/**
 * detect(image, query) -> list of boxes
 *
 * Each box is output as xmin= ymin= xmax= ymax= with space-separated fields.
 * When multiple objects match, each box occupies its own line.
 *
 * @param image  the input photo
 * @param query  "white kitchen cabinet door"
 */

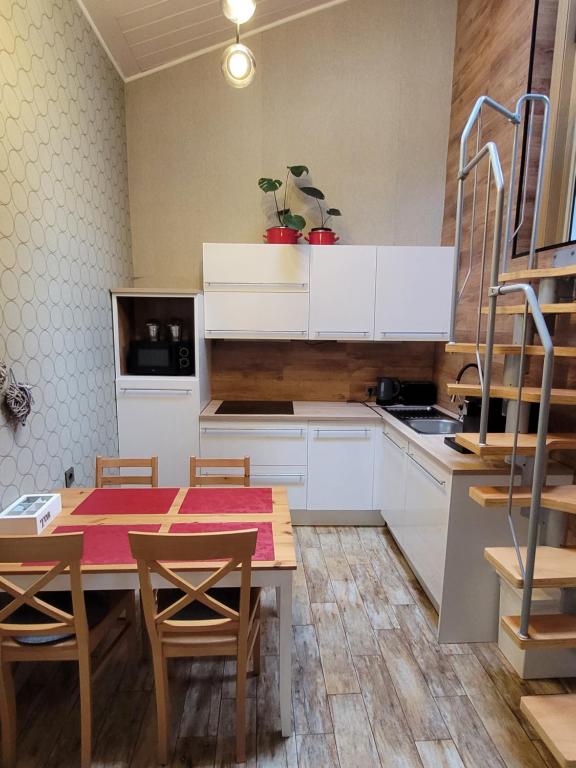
xmin=203 ymin=243 xmax=309 ymax=288
xmin=379 ymin=427 xmax=408 ymax=533
xmin=116 ymin=380 xmax=200 ymax=487
xmin=309 ymin=246 xmax=376 ymax=339
xmin=250 ymin=466 xmax=308 ymax=509
xmin=307 ymin=423 xmax=375 ymax=510
xmin=401 ymin=447 xmax=450 ymax=607
xmin=374 ymin=246 xmax=455 ymax=341
xmin=204 ymin=291 xmax=309 ymax=339
xmin=200 ymin=422 xmax=308 ymax=466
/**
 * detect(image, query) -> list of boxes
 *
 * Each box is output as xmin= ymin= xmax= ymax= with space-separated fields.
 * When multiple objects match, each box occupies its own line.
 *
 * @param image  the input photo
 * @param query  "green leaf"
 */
xmin=299 ymin=186 xmax=325 ymax=200
xmin=282 ymin=212 xmax=306 ymax=231
xmin=258 ymin=178 xmax=283 ymax=193
xmin=288 ymin=165 xmax=309 ymax=178
xmin=326 ymin=208 xmax=341 ymax=216
xmin=277 ymin=208 xmax=290 ymax=217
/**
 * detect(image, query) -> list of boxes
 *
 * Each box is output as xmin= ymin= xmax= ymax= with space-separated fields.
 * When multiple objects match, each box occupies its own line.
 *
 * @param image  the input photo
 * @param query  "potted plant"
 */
xmin=300 ymin=185 xmax=342 ymax=245
xmin=258 ymin=165 xmax=308 ymax=244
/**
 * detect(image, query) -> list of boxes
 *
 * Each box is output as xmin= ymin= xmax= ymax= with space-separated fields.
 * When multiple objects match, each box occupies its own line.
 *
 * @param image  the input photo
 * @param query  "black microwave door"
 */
xmin=128 ymin=343 xmax=173 ymax=375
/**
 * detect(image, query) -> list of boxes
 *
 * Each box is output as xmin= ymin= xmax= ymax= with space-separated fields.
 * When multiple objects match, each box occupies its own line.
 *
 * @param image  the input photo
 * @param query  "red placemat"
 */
xmin=49 ymin=525 xmax=161 ymax=565
xmin=169 ymin=522 xmax=275 ymax=561
xmin=72 ymin=488 xmax=179 ymax=516
xmin=178 ymin=487 xmax=273 ymax=515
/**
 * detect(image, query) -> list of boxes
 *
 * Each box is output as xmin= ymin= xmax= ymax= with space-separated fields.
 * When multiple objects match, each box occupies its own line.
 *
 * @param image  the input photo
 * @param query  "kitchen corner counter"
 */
xmin=200 ymin=400 xmax=381 ymax=422
xmin=375 ymin=406 xmax=513 ymax=475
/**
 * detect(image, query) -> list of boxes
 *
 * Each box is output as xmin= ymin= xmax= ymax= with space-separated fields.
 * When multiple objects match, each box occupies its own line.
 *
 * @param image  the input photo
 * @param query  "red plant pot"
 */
xmin=264 ymin=226 xmax=302 ymax=244
xmin=305 ymin=228 xmax=340 ymax=245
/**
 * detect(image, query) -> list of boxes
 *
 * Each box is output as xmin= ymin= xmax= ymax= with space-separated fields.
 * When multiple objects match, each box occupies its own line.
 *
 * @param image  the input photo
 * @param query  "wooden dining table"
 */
xmin=2 ymin=485 xmax=297 ymax=736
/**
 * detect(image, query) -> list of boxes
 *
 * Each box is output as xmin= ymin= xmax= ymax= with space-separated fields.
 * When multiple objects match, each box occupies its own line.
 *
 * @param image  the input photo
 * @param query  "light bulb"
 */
xmin=221 ymin=0 xmax=256 ymax=24
xmin=221 ymin=42 xmax=256 ymax=88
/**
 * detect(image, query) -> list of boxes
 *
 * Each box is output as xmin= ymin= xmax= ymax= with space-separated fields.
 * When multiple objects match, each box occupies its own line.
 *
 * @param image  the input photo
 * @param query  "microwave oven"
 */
xmin=127 ymin=341 xmax=195 ymax=376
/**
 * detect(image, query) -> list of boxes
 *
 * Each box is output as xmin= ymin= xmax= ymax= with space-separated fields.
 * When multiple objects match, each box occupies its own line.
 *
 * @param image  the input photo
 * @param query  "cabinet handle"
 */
xmin=378 ymin=331 xmax=445 ymax=337
xmin=204 ymin=281 xmax=308 ymax=289
xmin=201 ymin=427 xmax=305 ymax=437
xmin=205 ymin=330 xmax=307 ymax=336
xmin=314 ymin=429 xmax=371 ymax=438
xmin=383 ymin=431 xmax=406 ymax=451
xmin=313 ymin=331 xmax=371 ymax=337
xmin=407 ymin=453 xmax=446 ymax=488
xmin=253 ymin=474 xmax=305 ymax=483
xmin=120 ymin=388 xmax=192 ymax=395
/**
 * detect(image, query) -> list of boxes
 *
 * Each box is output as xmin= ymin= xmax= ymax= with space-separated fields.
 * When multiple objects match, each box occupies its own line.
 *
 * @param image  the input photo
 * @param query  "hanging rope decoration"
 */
xmin=0 ymin=362 xmax=34 ymax=427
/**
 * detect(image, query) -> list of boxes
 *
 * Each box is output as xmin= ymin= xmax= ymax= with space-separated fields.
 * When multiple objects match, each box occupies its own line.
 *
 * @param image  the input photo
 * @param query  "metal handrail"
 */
xmin=484 ymin=283 xmax=554 ymax=639
xmin=450 ymin=93 xmax=551 ymax=344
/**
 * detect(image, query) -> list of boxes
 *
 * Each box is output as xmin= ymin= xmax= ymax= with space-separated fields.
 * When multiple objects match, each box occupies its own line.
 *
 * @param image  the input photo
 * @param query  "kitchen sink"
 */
xmin=405 ymin=418 xmax=463 ymax=435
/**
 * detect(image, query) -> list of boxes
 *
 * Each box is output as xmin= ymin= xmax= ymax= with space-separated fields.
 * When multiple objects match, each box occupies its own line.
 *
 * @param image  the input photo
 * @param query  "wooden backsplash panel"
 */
xmin=210 ymin=341 xmax=436 ymax=402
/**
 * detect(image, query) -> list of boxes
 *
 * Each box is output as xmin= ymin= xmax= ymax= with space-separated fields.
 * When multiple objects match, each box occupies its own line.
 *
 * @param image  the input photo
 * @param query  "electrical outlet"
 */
xmin=64 ymin=467 xmax=75 ymax=488
xmin=366 ymin=386 xmax=376 ymax=398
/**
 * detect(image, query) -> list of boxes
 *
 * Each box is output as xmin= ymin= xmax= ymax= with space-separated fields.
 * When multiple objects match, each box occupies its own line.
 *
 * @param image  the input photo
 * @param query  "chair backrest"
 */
xmin=0 ymin=533 xmax=88 ymax=643
xmin=95 ymin=456 xmax=158 ymax=488
xmin=189 ymin=457 xmax=250 ymax=487
xmin=129 ymin=529 xmax=257 ymax=644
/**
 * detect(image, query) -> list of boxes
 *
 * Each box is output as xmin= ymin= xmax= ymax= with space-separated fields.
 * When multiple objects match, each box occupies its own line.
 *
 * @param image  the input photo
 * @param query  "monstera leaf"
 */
xmin=288 ymin=165 xmax=309 ymax=178
xmin=282 ymin=212 xmax=306 ymax=231
xmin=299 ymin=186 xmax=325 ymax=200
xmin=327 ymin=208 xmax=341 ymax=216
xmin=258 ymin=178 xmax=283 ymax=192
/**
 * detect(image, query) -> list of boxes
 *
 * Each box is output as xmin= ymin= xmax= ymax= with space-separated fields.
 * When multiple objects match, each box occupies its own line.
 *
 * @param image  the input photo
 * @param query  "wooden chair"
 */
xmin=0 ymin=533 xmax=136 ymax=768
xmin=129 ymin=529 xmax=261 ymax=764
xmin=189 ymin=456 xmax=250 ymax=487
xmin=95 ymin=456 xmax=158 ymax=488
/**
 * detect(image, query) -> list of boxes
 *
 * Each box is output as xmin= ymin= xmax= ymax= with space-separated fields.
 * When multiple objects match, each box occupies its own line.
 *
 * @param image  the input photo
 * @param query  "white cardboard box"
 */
xmin=0 ymin=494 xmax=62 ymax=535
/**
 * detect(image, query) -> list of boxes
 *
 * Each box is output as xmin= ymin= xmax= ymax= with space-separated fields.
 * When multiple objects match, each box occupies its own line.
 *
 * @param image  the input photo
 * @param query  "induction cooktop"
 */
xmin=215 ymin=400 xmax=294 ymax=415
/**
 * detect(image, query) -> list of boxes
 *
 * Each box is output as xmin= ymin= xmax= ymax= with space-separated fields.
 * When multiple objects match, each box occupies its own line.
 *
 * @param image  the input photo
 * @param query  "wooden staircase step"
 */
xmin=521 ymin=694 xmax=576 ymax=768
xmin=481 ymin=302 xmax=576 ymax=315
xmin=447 ymin=382 xmax=576 ymax=405
xmin=455 ymin=433 xmax=576 ymax=456
xmin=471 ymin=485 xmax=576 ymax=514
xmin=501 ymin=613 xmax=576 ymax=649
xmin=499 ymin=264 xmax=576 ymax=283
xmin=445 ymin=343 xmax=576 ymax=358
xmin=485 ymin=546 xmax=576 ymax=588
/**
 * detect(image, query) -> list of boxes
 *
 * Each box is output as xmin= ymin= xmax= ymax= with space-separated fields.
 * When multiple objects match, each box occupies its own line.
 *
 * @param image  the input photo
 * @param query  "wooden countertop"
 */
xmin=200 ymin=400 xmax=381 ymax=422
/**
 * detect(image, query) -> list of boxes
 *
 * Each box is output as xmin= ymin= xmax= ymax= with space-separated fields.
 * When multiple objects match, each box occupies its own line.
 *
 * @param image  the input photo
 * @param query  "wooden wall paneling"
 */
xmin=210 ymin=341 xmax=436 ymax=402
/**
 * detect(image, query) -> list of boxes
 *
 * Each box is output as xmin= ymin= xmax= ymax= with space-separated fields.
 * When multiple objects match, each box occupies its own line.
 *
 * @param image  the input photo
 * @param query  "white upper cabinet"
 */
xmin=203 ymin=243 xmax=309 ymax=289
xmin=374 ymin=246 xmax=455 ymax=341
xmin=203 ymin=243 xmax=309 ymax=339
xmin=309 ymin=246 xmax=376 ymax=340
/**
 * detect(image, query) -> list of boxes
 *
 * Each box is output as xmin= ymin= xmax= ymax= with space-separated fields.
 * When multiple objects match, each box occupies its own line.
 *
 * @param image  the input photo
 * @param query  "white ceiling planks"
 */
xmin=78 ymin=0 xmax=349 ymax=80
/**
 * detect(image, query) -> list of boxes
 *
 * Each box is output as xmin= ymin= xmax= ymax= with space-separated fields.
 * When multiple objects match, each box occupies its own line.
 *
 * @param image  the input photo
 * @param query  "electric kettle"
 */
xmin=376 ymin=377 xmax=401 ymax=405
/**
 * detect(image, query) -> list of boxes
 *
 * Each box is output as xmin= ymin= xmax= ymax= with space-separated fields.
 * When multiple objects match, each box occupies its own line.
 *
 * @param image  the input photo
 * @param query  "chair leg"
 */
xmin=78 ymin=650 xmax=92 ymax=768
xmin=125 ymin=593 xmax=138 ymax=654
xmin=235 ymin=651 xmax=248 ymax=763
xmin=0 ymin=660 xmax=17 ymax=768
xmin=151 ymin=647 xmax=170 ymax=765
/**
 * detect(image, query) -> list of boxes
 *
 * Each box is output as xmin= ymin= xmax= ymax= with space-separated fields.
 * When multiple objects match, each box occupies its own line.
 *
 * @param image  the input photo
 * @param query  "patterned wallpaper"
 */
xmin=0 ymin=0 xmax=132 ymax=508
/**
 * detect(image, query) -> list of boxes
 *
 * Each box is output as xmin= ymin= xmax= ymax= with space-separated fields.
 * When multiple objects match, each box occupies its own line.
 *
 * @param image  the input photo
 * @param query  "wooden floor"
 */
xmin=10 ymin=525 xmax=576 ymax=767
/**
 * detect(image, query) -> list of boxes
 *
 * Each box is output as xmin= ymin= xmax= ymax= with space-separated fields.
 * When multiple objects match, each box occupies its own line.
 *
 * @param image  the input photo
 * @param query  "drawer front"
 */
xmin=200 ymin=423 xmax=308 ymax=466
xmin=203 ymin=243 xmax=309 ymax=288
xmin=204 ymin=292 xmax=309 ymax=339
xmin=250 ymin=466 xmax=307 ymax=509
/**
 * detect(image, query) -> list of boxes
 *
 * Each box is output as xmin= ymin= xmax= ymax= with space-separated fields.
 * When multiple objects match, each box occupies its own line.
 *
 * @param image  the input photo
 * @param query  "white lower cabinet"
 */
xmin=250 ymin=466 xmax=307 ymax=510
xmin=200 ymin=423 xmax=307 ymax=465
xmin=402 ymin=447 xmax=450 ymax=607
xmin=379 ymin=427 xmax=408 ymax=536
xmin=116 ymin=378 xmax=200 ymax=487
xmin=307 ymin=423 xmax=375 ymax=510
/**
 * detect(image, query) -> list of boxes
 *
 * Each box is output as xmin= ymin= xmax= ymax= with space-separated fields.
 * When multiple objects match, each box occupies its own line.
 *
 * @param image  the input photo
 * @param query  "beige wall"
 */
xmin=126 ymin=0 xmax=457 ymax=289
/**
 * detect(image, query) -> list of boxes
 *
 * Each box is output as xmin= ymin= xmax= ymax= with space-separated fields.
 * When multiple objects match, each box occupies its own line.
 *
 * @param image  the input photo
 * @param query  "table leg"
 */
xmin=278 ymin=573 xmax=293 ymax=737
